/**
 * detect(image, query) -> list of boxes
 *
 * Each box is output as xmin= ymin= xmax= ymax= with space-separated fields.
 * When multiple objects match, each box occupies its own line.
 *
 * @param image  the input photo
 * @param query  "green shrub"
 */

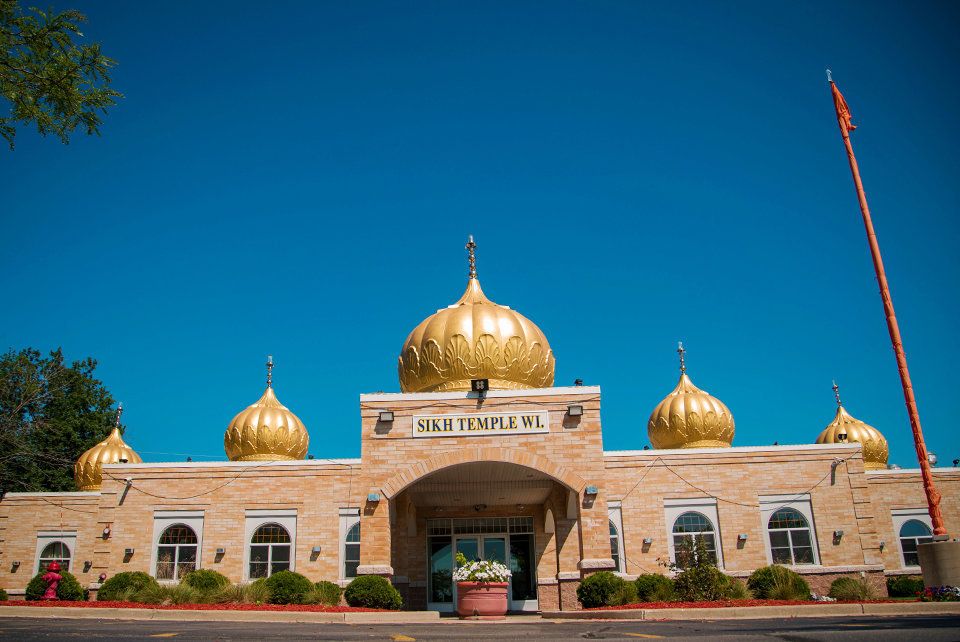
xmin=576 ymin=571 xmax=627 ymax=608
xmin=723 ymin=576 xmax=751 ymax=599
xmin=887 ymin=575 xmax=924 ymax=598
xmin=306 ymin=580 xmax=343 ymax=606
xmin=212 ymin=581 xmax=272 ymax=604
xmin=673 ymin=564 xmax=729 ymax=601
xmin=747 ymin=565 xmax=810 ymax=600
xmin=25 ymin=570 xmax=85 ymax=601
xmin=0 ymin=588 xmax=7 ymax=601
xmin=264 ymin=570 xmax=314 ymax=605
xmin=612 ymin=580 xmax=638 ymax=606
xmin=344 ymin=575 xmax=403 ymax=610
xmin=634 ymin=574 xmax=676 ymax=602
xmin=829 ymin=576 xmax=876 ymax=601
xmin=181 ymin=569 xmax=229 ymax=594
xmin=97 ymin=571 xmax=160 ymax=601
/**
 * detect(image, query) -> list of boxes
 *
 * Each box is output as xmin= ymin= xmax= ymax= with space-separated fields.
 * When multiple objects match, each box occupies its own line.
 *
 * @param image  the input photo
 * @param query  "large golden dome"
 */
xmin=398 ymin=237 xmax=555 ymax=393
xmin=74 ymin=405 xmax=142 ymax=491
xmin=224 ymin=358 xmax=309 ymax=461
xmin=815 ymin=384 xmax=888 ymax=470
xmin=647 ymin=344 xmax=735 ymax=449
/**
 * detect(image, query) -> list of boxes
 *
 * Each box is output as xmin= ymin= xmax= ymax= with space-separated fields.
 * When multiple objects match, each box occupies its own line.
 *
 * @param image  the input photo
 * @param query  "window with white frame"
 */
xmin=152 ymin=510 xmax=204 ymax=581
xmin=249 ymin=524 xmax=292 ymax=578
xmin=759 ymin=494 xmax=819 ymax=566
xmin=891 ymin=509 xmax=933 ymax=568
xmin=244 ymin=509 xmax=297 ymax=580
xmin=339 ymin=508 xmax=361 ymax=580
xmin=664 ymin=499 xmax=723 ymax=568
xmin=608 ymin=501 xmax=625 ymax=573
xmin=34 ymin=531 xmax=76 ymax=574
xmin=156 ymin=524 xmax=198 ymax=580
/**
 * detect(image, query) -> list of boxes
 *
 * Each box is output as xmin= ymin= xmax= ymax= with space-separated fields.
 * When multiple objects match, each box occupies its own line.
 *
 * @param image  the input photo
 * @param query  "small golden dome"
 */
xmin=647 ymin=344 xmax=735 ymax=449
xmin=815 ymin=384 xmax=888 ymax=469
xmin=224 ymin=358 xmax=309 ymax=461
xmin=74 ymin=406 xmax=142 ymax=491
xmin=398 ymin=237 xmax=555 ymax=393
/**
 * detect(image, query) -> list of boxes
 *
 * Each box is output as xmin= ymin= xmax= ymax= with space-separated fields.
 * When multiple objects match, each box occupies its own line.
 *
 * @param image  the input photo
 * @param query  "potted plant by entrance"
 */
xmin=453 ymin=552 xmax=512 ymax=619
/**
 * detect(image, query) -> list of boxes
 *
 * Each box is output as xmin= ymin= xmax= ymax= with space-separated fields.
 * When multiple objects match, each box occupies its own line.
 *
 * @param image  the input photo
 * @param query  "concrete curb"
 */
xmin=542 ymin=602 xmax=960 ymax=620
xmin=0 ymin=606 xmax=440 ymax=624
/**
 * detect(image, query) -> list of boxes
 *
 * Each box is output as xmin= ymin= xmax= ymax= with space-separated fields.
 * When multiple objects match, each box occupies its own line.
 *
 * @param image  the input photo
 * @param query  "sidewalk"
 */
xmin=541 ymin=602 xmax=960 ymax=620
xmin=0 ymin=605 xmax=440 ymax=624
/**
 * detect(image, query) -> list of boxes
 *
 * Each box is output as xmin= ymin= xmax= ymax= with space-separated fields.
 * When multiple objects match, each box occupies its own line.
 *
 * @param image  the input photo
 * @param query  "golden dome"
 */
xmin=815 ymin=385 xmax=888 ymax=469
xmin=398 ymin=237 xmax=555 ymax=393
xmin=647 ymin=344 xmax=735 ymax=449
xmin=224 ymin=358 xmax=309 ymax=461
xmin=74 ymin=405 xmax=142 ymax=491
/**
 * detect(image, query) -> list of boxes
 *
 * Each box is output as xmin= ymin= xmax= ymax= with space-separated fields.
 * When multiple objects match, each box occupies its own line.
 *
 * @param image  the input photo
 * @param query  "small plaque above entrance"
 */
xmin=412 ymin=410 xmax=549 ymax=438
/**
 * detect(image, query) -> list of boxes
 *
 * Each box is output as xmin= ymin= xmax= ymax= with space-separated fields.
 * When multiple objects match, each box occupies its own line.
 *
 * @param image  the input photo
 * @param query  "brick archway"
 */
xmin=379 ymin=446 xmax=588 ymax=499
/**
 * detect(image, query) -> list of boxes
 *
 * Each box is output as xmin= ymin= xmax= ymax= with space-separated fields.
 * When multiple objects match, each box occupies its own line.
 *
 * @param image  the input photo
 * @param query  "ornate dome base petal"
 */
xmin=232 ymin=453 xmax=300 ymax=462
xmin=680 ymin=439 xmax=732 ymax=449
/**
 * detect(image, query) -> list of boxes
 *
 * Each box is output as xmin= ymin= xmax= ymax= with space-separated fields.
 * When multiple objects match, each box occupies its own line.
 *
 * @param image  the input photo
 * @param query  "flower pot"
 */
xmin=456 ymin=581 xmax=509 ymax=619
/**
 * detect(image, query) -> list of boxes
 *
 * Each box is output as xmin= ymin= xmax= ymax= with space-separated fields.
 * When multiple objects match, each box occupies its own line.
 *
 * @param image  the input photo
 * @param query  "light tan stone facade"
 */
xmin=1 ymin=385 xmax=958 ymax=608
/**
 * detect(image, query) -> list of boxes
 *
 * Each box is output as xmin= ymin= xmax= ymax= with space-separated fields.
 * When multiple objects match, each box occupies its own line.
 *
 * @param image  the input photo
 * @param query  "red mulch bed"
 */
xmin=590 ymin=598 xmax=912 ymax=610
xmin=0 ymin=600 xmax=383 ymax=612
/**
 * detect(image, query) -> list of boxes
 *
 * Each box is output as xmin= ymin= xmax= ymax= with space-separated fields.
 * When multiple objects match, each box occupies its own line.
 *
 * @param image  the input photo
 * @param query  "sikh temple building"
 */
xmin=1 ymin=242 xmax=958 ymax=610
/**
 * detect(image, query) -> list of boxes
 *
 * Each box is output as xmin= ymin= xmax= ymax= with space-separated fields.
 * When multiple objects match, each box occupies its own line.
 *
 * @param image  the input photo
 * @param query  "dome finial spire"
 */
xmin=114 ymin=402 xmax=123 ymax=428
xmin=677 ymin=341 xmax=686 ymax=375
xmin=466 ymin=234 xmax=477 ymax=279
xmin=833 ymin=380 xmax=842 ymax=407
xmin=266 ymin=355 xmax=274 ymax=389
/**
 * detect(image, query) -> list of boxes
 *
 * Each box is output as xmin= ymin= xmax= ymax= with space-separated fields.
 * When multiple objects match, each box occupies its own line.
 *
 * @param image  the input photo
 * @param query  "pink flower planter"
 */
xmin=456 ymin=581 xmax=509 ymax=619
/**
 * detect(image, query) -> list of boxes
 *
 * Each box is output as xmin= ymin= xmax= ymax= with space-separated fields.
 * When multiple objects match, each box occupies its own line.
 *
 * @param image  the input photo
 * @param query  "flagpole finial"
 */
xmin=826 ymin=69 xmax=833 ymax=83
xmin=266 ymin=355 xmax=274 ymax=388
xmin=466 ymin=235 xmax=477 ymax=279
xmin=677 ymin=341 xmax=686 ymax=375
xmin=832 ymin=380 xmax=843 ymax=407
xmin=115 ymin=402 xmax=123 ymax=428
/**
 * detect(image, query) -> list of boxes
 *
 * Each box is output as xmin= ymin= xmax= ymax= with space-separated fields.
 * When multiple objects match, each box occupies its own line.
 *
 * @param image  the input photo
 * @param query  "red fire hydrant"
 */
xmin=41 ymin=561 xmax=62 ymax=600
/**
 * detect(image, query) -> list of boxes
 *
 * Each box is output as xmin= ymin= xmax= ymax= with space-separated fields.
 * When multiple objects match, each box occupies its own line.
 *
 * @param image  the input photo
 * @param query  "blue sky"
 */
xmin=2 ymin=1 xmax=958 ymax=467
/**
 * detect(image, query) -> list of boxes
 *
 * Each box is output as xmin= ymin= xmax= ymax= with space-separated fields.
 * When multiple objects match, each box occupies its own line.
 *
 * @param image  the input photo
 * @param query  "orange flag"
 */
xmin=831 ymin=81 xmax=857 ymax=134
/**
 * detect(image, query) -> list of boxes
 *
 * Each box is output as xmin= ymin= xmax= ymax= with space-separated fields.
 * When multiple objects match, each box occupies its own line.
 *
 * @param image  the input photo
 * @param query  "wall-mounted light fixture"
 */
xmin=83 ymin=560 xmax=92 ymax=568
xmin=584 ymin=485 xmax=598 ymax=495
xmin=737 ymin=533 xmax=748 ymax=541
xmin=471 ymin=379 xmax=489 ymax=396
xmin=124 ymin=548 xmax=135 ymax=556
xmin=11 ymin=561 xmax=20 ymax=569
xmin=311 ymin=546 xmax=322 ymax=555
xmin=833 ymin=529 xmax=844 ymax=540
xmin=101 ymin=526 xmax=111 ymax=539
xmin=124 ymin=477 xmax=133 ymax=486
xmin=879 ymin=540 xmax=886 ymax=551
xmin=642 ymin=537 xmax=653 ymax=545
xmin=473 ymin=504 xmax=487 ymax=512
xmin=216 ymin=547 xmax=225 ymax=555
xmin=567 ymin=404 xmax=583 ymax=417
xmin=367 ymin=492 xmax=381 ymax=502
xmin=378 ymin=411 xmax=394 ymax=423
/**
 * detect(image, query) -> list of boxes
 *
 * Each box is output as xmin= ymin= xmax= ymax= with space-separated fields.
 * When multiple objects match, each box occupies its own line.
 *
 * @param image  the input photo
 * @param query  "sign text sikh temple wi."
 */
xmin=412 ymin=410 xmax=550 ymax=438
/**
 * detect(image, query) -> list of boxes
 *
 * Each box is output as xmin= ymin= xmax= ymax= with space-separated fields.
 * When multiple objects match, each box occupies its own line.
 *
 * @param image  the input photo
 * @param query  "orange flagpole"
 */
xmin=827 ymin=70 xmax=946 ymax=537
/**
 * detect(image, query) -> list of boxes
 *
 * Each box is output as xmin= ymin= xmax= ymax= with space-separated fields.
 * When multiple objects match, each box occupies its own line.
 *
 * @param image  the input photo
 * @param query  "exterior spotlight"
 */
xmin=11 ymin=561 xmax=20 ymax=569
xmin=471 ymin=379 xmax=489 ymax=395
xmin=473 ymin=504 xmax=487 ymax=512
xmin=737 ymin=533 xmax=748 ymax=541
xmin=643 ymin=445 xmax=650 ymax=450
xmin=953 ymin=459 xmax=959 ymax=468
xmin=879 ymin=540 xmax=886 ymax=551
xmin=124 ymin=548 xmax=135 ymax=556
xmin=833 ymin=530 xmax=844 ymax=540
xmin=84 ymin=560 xmax=92 ymax=567
xmin=367 ymin=492 xmax=381 ymax=502
xmin=124 ymin=477 xmax=133 ymax=486
xmin=887 ymin=463 xmax=901 ymax=470
xmin=567 ymin=404 xmax=583 ymax=417
xmin=574 ymin=379 xmax=583 ymax=386
xmin=928 ymin=452 xmax=938 ymax=466
xmin=102 ymin=526 xmax=111 ymax=538
xmin=378 ymin=411 xmax=394 ymax=422
xmin=308 ymin=454 xmax=315 ymax=460
xmin=118 ymin=458 xmax=128 ymax=464
xmin=215 ymin=547 xmax=225 ymax=555
xmin=643 ymin=537 xmax=653 ymax=545
xmin=585 ymin=485 xmax=598 ymax=496
xmin=98 ymin=573 xmax=107 ymax=583
xmin=312 ymin=546 xmax=322 ymax=554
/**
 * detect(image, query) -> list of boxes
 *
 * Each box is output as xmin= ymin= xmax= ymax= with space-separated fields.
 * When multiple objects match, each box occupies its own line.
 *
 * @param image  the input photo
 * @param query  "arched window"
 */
xmin=343 ymin=522 xmax=360 ymax=578
xmin=672 ymin=511 xmax=717 ymax=567
xmin=899 ymin=519 xmax=933 ymax=567
xmin=249 ymin=523 xmax=291 ymax=579
xmin=609 ymin=520 xmax=622 ymax=572
xmin=767 ymin=507 xmax=815 ymax=565
xmin=38 ymin=541 xmax=71 ymax=572
xmin=156 ymin=524 xmax=198 ymax=580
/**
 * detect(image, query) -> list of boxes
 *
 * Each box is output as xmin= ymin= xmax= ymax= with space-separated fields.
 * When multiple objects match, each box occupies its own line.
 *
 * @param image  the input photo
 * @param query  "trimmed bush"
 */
xmin=673 ymin=564 xmax=729 ymax=601
xmin=25 ymin=570 xmax=85 ymax=601
xmin=723 ymin=576 xmax=751 ymax=599
xmin=0 ymin=588 xmax=8 ymax=601
xmin=887 ymin=575 xmax=924 ymax=598
xmin=344 ymin=575 xmax=403 ymax=610
xmin=264 ymin=570 xmax=313 ymax=605
xmin=747 ymin=565 xmax=810 ymax=601
xmin=829 ymin=576 xmax=876 ymax=601
xmin=634 ymin=574 xmax=676 ymax=602
xmin=576 ymin=571 xmax=628 ymax=608
xmin=98 ymin=571 xmax=160 ymax=601
xmin=309 ymin=580 xmax=343 ymax=606
xmin=181 ymin=569 xmax=230 ymax=594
